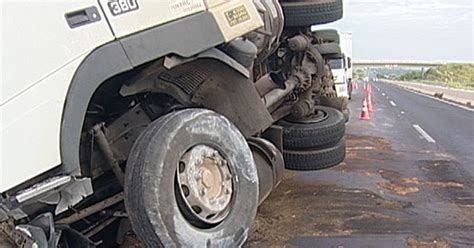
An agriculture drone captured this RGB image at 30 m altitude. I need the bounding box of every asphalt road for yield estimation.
[385,80,474,107]
[4,79,472,247]
[375,80,474,176]
[247,81,474,247]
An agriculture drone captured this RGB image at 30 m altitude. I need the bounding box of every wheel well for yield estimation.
[60,41,132,176]
[59,10,227,176]
[76,60,184,179]
[65,56,213,179]
[62,55,273,179]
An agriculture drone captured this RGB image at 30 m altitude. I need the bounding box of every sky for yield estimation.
[315,0,474,62]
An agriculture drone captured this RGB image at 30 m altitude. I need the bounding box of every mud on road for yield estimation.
[246,134,474,247]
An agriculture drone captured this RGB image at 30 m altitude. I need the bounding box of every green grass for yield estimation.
[354,68,366,80]
[398,63,474,90]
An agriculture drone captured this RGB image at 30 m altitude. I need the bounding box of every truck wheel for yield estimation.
[342,108,350,122]
[313,29,340,43]
[314,42,341,56]
[278,106,345,150]
[125,109,259,247]
[281,0,343,27]
[320,96,350,122]
[284,138,346,171]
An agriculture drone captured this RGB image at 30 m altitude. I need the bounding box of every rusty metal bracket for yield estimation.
[0,219,35,248]
[90,123,125,186]
[56,192,124,225]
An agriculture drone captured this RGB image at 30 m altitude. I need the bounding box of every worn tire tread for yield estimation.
[281,0,343,27]
[313,29,340,43]
[284,138,346,170]
[278,106,345,150]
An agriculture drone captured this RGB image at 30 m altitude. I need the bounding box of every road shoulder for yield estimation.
[383,80,474,110]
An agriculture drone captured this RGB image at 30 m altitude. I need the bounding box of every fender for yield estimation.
[172,59,274,137]
[164,48,251,78]
[60,12,233,174]
[121,58,274,138]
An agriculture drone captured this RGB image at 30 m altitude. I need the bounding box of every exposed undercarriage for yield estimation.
[1,0,350,246]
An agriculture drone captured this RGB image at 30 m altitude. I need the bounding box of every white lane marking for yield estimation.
[382,93,385,96]
[384,81,474,112]
[390,100,396,106]
[400,111,405,114]
[413,124,436,143]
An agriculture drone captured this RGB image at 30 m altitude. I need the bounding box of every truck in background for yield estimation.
[328,31,353,99]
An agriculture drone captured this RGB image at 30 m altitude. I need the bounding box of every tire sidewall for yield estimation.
[280,106,343,130]
[278,106,345,149]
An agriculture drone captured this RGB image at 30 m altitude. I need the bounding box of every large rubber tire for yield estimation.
[313,29,340,43]
[277,106,345,150]
[284,138,346,171]
[125,109,259,247]
[281,0,343,27]
[320,96,350,122]
[320,95,348,111]
[325,53,344,59]
[314,42,341,56]
[342,108,350,123]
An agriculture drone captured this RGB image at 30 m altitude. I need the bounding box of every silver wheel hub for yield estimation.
[177,145,233,224]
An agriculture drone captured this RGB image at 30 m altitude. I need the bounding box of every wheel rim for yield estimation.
[287,108,328,124]
[176,145,233,225]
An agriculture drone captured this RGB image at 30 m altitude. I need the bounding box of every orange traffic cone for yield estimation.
[354,82,358,89]
[367,94,373,112]
[360,98,370,120]
[367,84,372,94]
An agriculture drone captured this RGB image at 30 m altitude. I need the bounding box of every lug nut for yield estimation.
[195,174,202,181]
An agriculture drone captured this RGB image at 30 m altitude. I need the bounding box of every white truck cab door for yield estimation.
[1,1,114,191]
[98,0,206,38]
[1,1,114,105]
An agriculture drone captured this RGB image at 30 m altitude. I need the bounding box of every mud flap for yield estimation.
[154,59,274,137]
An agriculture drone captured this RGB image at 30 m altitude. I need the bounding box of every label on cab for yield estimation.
[108,0,139,16]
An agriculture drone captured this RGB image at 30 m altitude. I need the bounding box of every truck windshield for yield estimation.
[329,59,344,69]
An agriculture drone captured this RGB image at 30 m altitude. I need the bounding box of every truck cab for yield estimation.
[329,56,349,98]
[328,31,353,98]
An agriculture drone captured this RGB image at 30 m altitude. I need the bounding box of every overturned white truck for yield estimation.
[1,0,346,246]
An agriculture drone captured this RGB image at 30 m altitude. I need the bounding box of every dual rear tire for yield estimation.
[278,106,346,170]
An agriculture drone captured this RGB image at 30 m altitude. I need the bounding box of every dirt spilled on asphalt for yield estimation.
[246,134,474,247]
[407,236,451,248]
[343,134,393,163]
[375,168,465,196]
[246,178,410,247]
[376,181,420,195]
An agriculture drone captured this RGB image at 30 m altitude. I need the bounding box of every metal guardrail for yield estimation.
[353,60,471,67]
